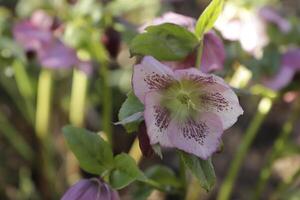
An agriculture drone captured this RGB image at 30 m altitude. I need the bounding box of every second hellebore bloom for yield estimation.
[61,178,120,200]
[133,56,243,159]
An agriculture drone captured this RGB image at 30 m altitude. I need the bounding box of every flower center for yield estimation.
[161,80,200,121]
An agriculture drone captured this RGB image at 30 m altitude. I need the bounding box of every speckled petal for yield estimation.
[167,112,223,159]
[174,68,243,129]
[144,92,173,147]
[198,88,244,130]
[132,56,175,103]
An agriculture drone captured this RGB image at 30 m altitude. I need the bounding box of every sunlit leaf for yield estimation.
[195,0,224,39]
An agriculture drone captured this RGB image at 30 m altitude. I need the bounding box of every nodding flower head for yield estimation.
[133,56,243,159]
[61,178,120,200]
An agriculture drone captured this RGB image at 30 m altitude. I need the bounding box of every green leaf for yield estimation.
[110,153,146,189]
[195,0,224,39]
[130,23,199,61]
[145,165,182,189]
[63,125,114,175]
[118,91,144,133]
[179,151,216,192]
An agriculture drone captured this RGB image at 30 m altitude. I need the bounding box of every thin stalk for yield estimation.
[67,69,89,184]
[35,69,52,139]
[0,111,33,161]
[253,99,300,199]
[12,60,35,124]
[195,40,204,69]
[217,97,274,200]
[183,38,206,200]
[100,62,112,144]
[35,68,55,199]
[89,34,112,144]
[69,69,88,127]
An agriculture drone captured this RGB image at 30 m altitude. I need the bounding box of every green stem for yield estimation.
[0,111,33,161]
[253,99,300,199]
[89,32,112,144]
[69,69,88,127]
[12,60,35,124]
[100,61,112,144]
[217,97,274,200]
[35,68,56,199]
[184,39,205,200]
[195,40,204,69]
[35,69,52,139]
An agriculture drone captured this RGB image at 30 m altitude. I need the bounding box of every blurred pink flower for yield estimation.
[140,12,225,73]
[13,10,92,73]
[62,178,120,200]
[133,56,243,159]
[215,5,291,55]
[216,7,268,54]
[263,49,300,90]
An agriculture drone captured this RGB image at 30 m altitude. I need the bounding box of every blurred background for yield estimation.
[0,0,300,199]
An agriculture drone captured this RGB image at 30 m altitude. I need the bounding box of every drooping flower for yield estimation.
[61,178,120,200]
[13,10,92,73]
[263,49,300,90]
[133,56,243,159]
[140,12,225,73]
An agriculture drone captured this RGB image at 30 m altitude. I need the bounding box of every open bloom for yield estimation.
[140,12,225,73]
[133,56,243,159]
[61,178,120,200]
[263,49,300,90]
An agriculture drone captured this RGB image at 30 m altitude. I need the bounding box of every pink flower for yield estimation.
[133,56,243,159]
[61,178,120,200]
[263,49,300,90]
[140,12,225,73]
[13,10,92,73]
[215,4,291,55]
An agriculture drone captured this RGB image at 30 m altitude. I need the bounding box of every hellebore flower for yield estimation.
[13,10,92,72]
[215,3,268,55]
[215,3,290,56]
[263,49,300,90]
[61,178,120,200]
[133,56,243,159]
[140,12,225,73]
